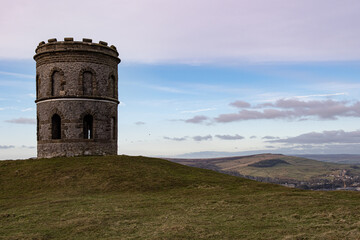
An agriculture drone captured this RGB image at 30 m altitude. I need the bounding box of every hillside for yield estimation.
[168,154,360,189]
[1,155,360,239]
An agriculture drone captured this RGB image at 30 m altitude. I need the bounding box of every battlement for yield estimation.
[34,37,119,60]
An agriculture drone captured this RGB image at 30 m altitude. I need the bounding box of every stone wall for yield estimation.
[36,61,118,99]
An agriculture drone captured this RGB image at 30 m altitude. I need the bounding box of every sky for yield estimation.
[1,0,360,159]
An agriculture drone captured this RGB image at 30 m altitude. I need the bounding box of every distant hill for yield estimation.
[248,158,289,168]
[1,155,360,239]
[295,154,360,164]
[167,153,360,189]
[171,151,360,164]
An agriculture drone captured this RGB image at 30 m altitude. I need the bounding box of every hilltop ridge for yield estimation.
[1,155,360,239]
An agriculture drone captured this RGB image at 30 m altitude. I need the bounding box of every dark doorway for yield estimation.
[83,115,93,139]
[37,116,39,141]
[110,75,116,98]
[51,114,61,139]
[111,117,116,140]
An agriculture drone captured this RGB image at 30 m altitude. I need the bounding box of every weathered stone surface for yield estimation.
[99,41,108,46]
[34,38,120,158]
[83,38,93,43]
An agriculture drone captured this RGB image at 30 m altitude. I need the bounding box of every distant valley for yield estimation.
[167,154,360,190]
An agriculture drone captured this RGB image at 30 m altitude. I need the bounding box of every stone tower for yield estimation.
[34,37,121,158]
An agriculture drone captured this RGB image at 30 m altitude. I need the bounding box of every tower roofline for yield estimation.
[34,37,120,63]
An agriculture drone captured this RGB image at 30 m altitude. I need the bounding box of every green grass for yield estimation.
[1,155,360,239]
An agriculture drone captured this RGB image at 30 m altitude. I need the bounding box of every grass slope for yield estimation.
[1,155,360,239]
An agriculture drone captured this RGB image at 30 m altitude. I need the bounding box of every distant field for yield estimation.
[1,155,360,239]
[169,153,360,181]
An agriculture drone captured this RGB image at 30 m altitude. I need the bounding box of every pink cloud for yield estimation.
[215,99,360,123]
[185,115,209,124]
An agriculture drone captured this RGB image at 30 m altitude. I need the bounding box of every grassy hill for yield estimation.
[169,153,360,181]
[1,155,360,239]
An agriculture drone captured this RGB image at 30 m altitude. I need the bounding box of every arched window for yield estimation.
[83,114,93,139]
[37,116,39,141]
[111,117,116,140]
[51,114,61,139]
[83,71,93,95]
[109,75,116,98]
[36,74,40,99]
[51,71,63,96]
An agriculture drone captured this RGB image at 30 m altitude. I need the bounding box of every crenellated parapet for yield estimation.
[34,38,120,67]
[35,37,119,55]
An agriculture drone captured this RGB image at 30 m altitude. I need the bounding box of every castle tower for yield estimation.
[34,38,121,158]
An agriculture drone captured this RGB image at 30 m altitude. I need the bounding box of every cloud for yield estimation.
[181,108,216,114]
[21,145,36,149]
[146,84,192,94]
[229,101,251,108]
[163,136,188,141]
[21,108,34,112]
[127,81,194,95]
[1,1,360,63]
[250,136,257,139]
[193,135,212,141]
[268,130,360,144]
[5,118,36,124]
[135,121,146,125]
[0,145,15,149]
[165,134,245,141]
[294,93,347,99]
[254,102,275,108]
[215,109,293,122]
[185,115,209,124]
[215,99,360,123]
[215,134,244,140]
[0,71,33,79]
[262,136,279,140]
[265,143,360,155]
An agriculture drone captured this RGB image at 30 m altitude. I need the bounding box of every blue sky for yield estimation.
[1,0,360,159]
